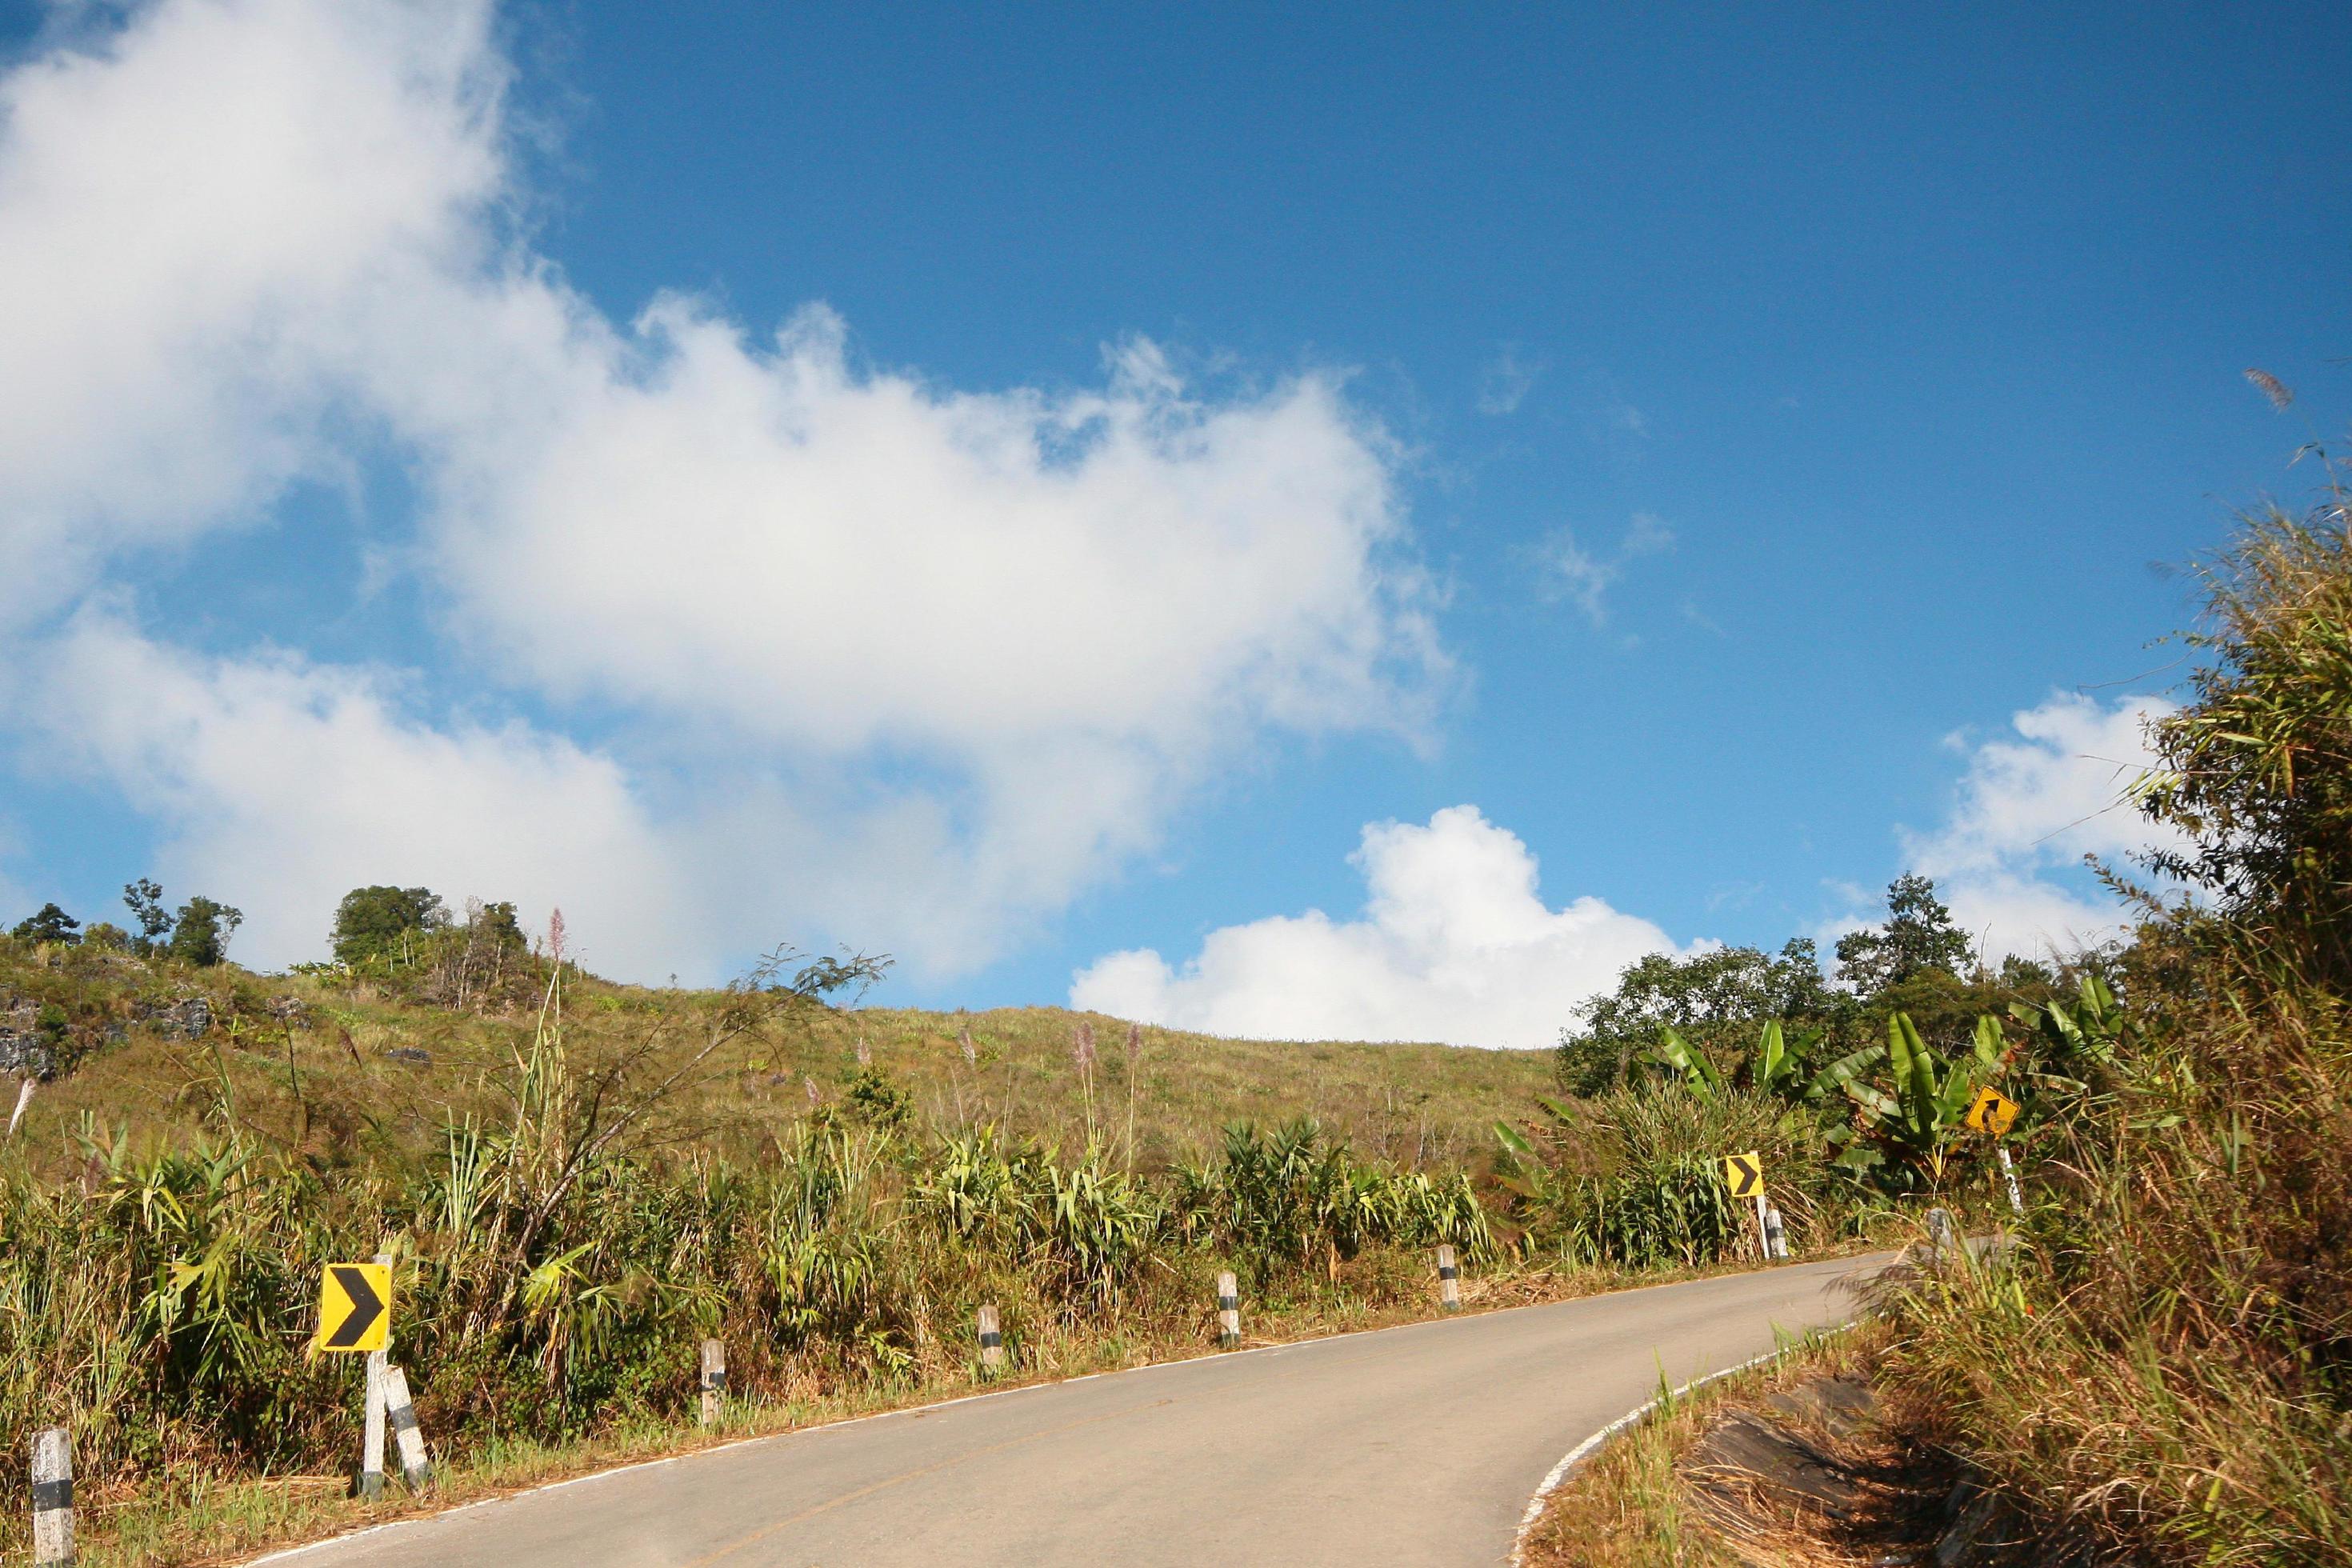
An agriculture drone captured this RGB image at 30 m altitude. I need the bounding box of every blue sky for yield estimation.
[0,1,2342,1043]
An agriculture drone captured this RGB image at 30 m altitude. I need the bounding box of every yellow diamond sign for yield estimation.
[315,1262,390,1354]
[1965,1086,2019,1138]
[1721,1151,1765,1199]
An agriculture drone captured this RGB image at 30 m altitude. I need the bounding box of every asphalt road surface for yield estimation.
[262,1253,1889,1568]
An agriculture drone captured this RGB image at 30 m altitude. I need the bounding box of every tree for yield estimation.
[2139,507,2352,990]
[122,878,174,955]
[9,902,81,945]
[330,886,449,967]
[473,900,526,950]
[1833,874,1974,996]
[165,897,243,967]
[1558,939,1846,1095]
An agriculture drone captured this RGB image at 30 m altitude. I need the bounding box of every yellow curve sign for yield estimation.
[1722,1151,1765,1199]
[1965,1086,2019,1138]
[315,1262,391,1354]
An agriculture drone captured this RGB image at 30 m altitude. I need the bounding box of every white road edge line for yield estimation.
[1506,1319,1859,1567]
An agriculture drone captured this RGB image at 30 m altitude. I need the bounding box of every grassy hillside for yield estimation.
[1,952,1550,1179]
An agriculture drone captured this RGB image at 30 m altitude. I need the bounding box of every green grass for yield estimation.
[1,950,1552,1181]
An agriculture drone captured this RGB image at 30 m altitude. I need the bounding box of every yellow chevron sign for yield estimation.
[1965,1086,2019,1137]
[1721,1151,1765,1199]
[315,1262,391,1354]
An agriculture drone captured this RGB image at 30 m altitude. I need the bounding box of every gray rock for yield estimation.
[386,1046,431,1065]
[267,994,312,1026]
[146,995,214,1041]
[0,998,55,1080]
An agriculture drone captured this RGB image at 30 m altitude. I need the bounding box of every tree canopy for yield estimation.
[331,885,450,966]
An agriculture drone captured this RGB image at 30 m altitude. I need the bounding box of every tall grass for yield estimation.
[1886,504,2352,1565]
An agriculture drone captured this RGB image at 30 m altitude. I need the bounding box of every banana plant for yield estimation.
[1650,1020,1885,1120]
[1839,1012,2002,1186]
[1648,1026,1724,1101]
[2010,974,2126,1076]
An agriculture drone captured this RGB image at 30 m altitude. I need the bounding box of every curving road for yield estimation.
[255,1254,1887,1568]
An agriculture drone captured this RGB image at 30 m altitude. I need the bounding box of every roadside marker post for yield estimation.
[31,1426,72,1567]
[382,1365,432,1490]
[1721,1152,1770,1262]
[1762,1204,1788,1261]
[1436,1245,1461,1312]
[1217,1271,1242,1348]
[1925,1206,1958,1273]
[699,1338,726,1428]
[977,1305,1005,1374]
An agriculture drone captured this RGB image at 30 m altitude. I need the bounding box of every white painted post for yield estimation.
[382,1365,431,1490]
[1925,1206,1958,1273]
[31,1426,72,1567]
[1216,1271,1241,1348]
[699,1338,726,1427]
[977,1305,1005,1374]
[1763,1204,1789,1260]
[1995,1142,2024,1216]
[360,1249,391,1500]
[1435,1245,1462,1311]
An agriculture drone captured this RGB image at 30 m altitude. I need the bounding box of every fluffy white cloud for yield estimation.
[1070,806,1688,1048]
[0,0,1440,974]
[1898,692,2187,961]
[0,0,504,625]
[18,610,692,975]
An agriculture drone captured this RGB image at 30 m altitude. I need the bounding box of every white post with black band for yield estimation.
[383,1366,432,1490]
[977,1304,1005,1374]
[1436,1244,1462,1311]
[1217,1271,1241,1348]
[700,1338,726,1427]
[31,1426,73,1567]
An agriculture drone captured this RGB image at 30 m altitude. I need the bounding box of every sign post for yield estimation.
[1965,1087,2024,1216]
[314,1257,394,1498]
[1721,1152,1769,1262]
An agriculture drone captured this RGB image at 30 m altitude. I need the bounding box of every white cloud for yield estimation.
[1475,344,1542,416]
[1864,692,2189,962]
[1537,512,1674,626]
[1070,806,1690,1048]
[0,0,1443,976]
[16,609,694,976]
[0,0,505,626]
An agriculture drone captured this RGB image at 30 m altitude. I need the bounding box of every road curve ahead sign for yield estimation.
[1721,1151,1765,1199]
[316,1262,391,1353]
[1965,1086,2019,1137]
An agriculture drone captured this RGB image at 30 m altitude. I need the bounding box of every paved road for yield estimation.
[262,1254,1888,1568]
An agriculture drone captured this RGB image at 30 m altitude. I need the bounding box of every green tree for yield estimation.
[1833,874,1974,996]
[472,900,526,950]
[165,897,243,967]
[122,878,174,955]
[10,902,81,945]
[330,886,449,967]
[1558,939,1844,1095]
[2139,507,2352,990]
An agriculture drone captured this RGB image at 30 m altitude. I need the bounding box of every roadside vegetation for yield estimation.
[1525,482,2350,1563]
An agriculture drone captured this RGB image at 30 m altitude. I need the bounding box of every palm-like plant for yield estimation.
[1837,1014,2003,1186]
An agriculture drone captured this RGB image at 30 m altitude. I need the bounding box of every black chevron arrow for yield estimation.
[1726,1154,1760,1196]
[323,1264,386,1349]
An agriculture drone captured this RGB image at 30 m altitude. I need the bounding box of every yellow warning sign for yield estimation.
[1722,1151,1765,1199]
[314,1262,391,1354]
[1965,1086,2019,1138]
